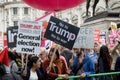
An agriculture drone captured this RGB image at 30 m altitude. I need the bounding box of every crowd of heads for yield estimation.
[0,42,119,80]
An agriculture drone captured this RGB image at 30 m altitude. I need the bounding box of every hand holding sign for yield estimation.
[44,16,79,75]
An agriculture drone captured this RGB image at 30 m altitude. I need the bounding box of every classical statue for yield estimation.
[86,0,109,17]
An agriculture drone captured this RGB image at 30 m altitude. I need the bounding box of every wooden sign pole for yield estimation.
[47,45,58,73]
[25,54,28,70]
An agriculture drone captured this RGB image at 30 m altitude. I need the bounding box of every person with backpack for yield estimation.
[8,51,23,80]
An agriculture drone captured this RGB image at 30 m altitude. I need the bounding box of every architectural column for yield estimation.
[8,8,12,26]
[19,7,22,20]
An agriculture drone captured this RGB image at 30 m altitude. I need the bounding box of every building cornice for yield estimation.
[3,1,23,5]
[81,17,120,27]
[0,3,4,7]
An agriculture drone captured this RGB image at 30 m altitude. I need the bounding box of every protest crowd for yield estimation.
[0,12,120,80]
[0,41,120,80]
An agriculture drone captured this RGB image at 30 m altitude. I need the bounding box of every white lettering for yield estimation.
[8,30,17,42]
[49,21,76,41]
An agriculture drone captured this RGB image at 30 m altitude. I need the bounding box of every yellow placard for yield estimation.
[110,22,117,30]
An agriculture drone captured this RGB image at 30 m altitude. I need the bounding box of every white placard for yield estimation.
[16,21,41,54]
[74,27,94,48]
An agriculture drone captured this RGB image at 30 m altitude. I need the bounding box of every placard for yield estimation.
[44,16,79,50]
[74,27,94,48]
[16,21,41,54]
[7,26,18,48]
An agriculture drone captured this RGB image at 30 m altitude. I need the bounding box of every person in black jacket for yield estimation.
[115,56,120,80]
[98,45,112,80]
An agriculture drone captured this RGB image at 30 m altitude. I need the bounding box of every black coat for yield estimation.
[22,67,44,80]
[115,56,120,80]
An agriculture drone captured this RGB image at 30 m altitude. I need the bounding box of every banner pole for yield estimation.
[25,54,28,70]
[47,45,58,73]
[21,53,24,69]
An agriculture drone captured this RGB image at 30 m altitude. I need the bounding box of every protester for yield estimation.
[0,63,6,79]
[43,47,68,80]
[115,56,120,80]
[93,42,100,56]
[0,48,17,80]
[60,48,74,68]
[39,48,48,75]
[98,45,113,80]
[58,45,69,70]
[39,48,48,63]
[72,48,82,75]
[85,48,98,73]
[60,47,74,76]
[22,56,44,80]
[8,51,18,73]
[85,48,98,63]
[73,49,96,80]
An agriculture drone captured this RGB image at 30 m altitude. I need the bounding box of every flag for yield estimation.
[0,48,9,66]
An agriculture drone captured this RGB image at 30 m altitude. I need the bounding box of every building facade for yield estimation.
[0,0,120,32]
[0,0,119,68]
[0,0,46,32]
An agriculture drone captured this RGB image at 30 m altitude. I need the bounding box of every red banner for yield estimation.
[94,30,100,43]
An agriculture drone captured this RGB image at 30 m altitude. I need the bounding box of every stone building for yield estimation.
[0,0,120,32]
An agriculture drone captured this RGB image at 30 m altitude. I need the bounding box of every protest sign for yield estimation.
[44,16,79,50]
[74,27,94,48]
[94,29,100,43]
[16,21,41,54]
[7,26,18,48]
[100,31,106,45]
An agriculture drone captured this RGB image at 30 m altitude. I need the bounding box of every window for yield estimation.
[13,21,18,26]
[24,7,29,14]
[13,7,18,15]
